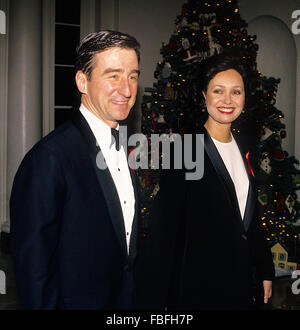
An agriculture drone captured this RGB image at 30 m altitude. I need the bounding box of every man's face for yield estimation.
[76,47,139,128]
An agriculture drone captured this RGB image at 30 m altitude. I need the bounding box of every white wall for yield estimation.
[239,0,300,161]
[248,15,296,155]
[101,0,184,133]
[0,0,8,234]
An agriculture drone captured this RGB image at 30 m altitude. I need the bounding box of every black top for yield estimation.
[135,127,274,310]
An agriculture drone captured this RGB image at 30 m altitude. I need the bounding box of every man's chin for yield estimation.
[114,111,131,122]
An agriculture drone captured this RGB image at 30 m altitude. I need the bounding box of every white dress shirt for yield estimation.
[212,135,249,219]
[79,104,135,253]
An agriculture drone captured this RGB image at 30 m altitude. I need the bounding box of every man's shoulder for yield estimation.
[35,120,81,152]
[23,120,81,164]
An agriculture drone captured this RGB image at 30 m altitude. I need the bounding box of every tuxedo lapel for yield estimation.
[72,111,128,258]
[203,129,245,236]
[128,167,139,262]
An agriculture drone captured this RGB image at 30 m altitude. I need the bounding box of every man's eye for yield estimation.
[109,74,119,79]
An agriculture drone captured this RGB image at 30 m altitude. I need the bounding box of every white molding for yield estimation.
[42,0,55,136]
[100,0,119,31]
[0,0,9,233]
[80,0,101,39]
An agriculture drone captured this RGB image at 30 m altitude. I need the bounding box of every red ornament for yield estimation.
[280,130,286,139]
[274,147,285,161]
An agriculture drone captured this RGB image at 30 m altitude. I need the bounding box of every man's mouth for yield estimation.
[113,100,128,105]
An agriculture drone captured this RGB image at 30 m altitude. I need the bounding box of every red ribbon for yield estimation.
[245,151,255,177]
[129,148,136,176]
[145,172,150,186]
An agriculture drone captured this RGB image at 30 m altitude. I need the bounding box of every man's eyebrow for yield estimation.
[103,68,140,75]
[131,69,140,76]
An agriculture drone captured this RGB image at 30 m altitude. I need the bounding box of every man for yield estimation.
[10,30,140,310]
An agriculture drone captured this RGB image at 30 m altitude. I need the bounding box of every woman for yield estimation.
[135,51,275,310]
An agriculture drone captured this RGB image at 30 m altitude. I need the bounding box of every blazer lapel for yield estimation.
[203,129,246,236]
[232,131,256,232]
[72,111,128,258]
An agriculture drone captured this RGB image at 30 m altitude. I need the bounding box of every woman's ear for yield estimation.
[75,71,88,94]
[202,91,206,101]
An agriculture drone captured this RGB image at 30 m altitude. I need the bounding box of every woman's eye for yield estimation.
[213,90,222,94]
[233,90,241,95]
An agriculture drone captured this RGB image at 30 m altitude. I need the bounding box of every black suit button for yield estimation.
[241,234,247,240]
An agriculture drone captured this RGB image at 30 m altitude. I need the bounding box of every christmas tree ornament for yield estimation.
[260,126,273,141]
[280,130,286,139]
[285,195,295,214]
[154,70,160,79]
[258,192,268,206]
[260,156,272,174]
[292,174,300,188]
[160,62,172,83]
[274,147,285,161]
[152,183,160,197]
[183,48,198,62]
[164,82,175,100]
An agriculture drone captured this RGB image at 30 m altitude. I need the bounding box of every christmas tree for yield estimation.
[137,0,300,263]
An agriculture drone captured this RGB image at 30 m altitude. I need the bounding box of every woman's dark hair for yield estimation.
[75,30,140,80]
[199,49,251,106]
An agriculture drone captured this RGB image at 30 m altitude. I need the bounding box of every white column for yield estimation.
[5,0,43,233]
[0,0,9,235]
[100,0,119,31]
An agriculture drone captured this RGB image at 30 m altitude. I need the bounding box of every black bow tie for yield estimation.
[110,128,120,151]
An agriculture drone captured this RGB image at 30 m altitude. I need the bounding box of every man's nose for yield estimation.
[118,78,131,98]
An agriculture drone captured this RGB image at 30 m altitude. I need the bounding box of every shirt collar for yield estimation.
[79,103,119,149]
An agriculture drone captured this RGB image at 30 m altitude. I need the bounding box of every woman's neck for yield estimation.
[204,118,232,143]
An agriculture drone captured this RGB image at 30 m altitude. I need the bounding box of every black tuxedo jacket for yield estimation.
[135,127,274,310]
[10,111,139,310]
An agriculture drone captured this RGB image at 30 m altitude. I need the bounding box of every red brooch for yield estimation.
[245,151,255,177]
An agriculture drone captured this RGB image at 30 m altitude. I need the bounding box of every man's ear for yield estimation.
[75,71,88,94]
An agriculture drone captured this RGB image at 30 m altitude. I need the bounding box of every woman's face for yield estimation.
[203,69,245,126]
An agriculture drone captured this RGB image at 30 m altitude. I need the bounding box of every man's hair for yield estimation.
[75,30,140,80]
